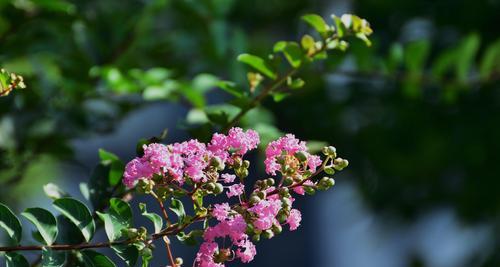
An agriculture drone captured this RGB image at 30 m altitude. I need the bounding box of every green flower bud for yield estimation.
[272,224,283,234]
[236,168,249,178]
[304,186,316,195]
[210,156,225,170]
[279,187,289,195]
[266,178,275,186]
[175,257,184,265]
[283,177,293,186]
[262,229,274,239]
[324,166,335,175]
[233,157,242,168]
[249,195,261,204]
[213,183,224,195]
[334,158,349,170]
[322,146,337,157]
[277,212,288,223]
[294,151,308,162]
[252,234,261,242]
[243,160,250,169]
[256,191,266,199]
[206,182,216,191]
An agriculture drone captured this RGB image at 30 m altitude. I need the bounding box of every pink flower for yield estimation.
[221,173,236,183]
[293,180,315,195]
[264,134,307,175]
[287,209,302,231]
[236,239,257,263]
[248,199,282,231]
[142,143,169,170]
[208,127,260,162]
[226,183,244,198]
[195,241,223,267]
[123,158,155,188]
[212,203,231,222]
[307,154,322,172]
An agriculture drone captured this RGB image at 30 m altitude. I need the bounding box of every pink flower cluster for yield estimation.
[122,128,334,267]
[264,134,322,175]
[196,214,256,266]
[123,128,259,188]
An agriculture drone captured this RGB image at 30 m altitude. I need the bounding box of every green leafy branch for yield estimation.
[0,68,26,97]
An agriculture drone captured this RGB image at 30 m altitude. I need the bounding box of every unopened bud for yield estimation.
[324,166,335,175]
[272,224,282,234]
[283,177,293,186]
[266,178,275,186]
[294,151,308,162]
[243,160,250,169]
[213,183,224,195]
[262,229,274,239]
[249,195,261,204]
[175,257,183,265]
[322,146,337,157]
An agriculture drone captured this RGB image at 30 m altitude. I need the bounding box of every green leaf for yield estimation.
[480,39,500,80]
[301,35,316,53]
[404,40,431,72]
[98,149,124,186]
[42,247,66,267]
[43,183,69,200]
[96,198,132,241]
[98,149,119,163]
[21,208,58,245]
[237,54,277,79]
[217,80,244,97]
[112,244,139,267]
[287,77,305,89]
[53,198,95,242]
[81,250,116,267]
[301,14,329,35]
[455,33,480,83]
[176,229,204,246]
[140,248,153,267]
[139,203,163,233]
[5,252,29,267]
[0,203,22,244]
[169,198,186,223]
[273,41,303,68]
[332,15,346,38]
[56,215,86,245]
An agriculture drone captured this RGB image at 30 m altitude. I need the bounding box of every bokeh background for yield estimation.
[1,0,499,266]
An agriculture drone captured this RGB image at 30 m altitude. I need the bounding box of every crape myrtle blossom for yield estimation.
[123,128,346,267]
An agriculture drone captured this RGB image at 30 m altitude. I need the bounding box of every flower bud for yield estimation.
[243,160,250,169]
[324,166,335,175]
[210,156,225,170]
[252,234,261,242]
[272,224,283,234]
[123,228,138,239]
[334,158,349,170]
[206,182,216,191]
[304,186,316,195]
[294,151,308,162]
[277,212,288,223]
[213,183,224,195]
[175,257,184,265]
[262,229,274,239]
[283,177,293,186]
[279,187,289,196]
[249,195,261,205]
[233,157,242,168]
[266,178,275,186]
[256,190,266,199]
[322,146,337,157]
[236,168,249,178]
